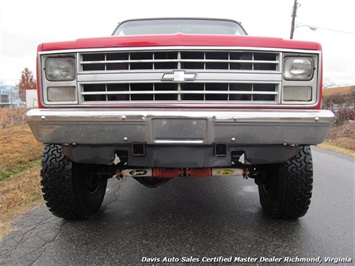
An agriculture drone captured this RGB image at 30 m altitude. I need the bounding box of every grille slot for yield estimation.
[81,83,278,102]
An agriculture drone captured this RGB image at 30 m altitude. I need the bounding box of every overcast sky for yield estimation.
[0,0,354,87]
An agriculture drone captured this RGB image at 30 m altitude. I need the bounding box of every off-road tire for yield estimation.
[41,144,107,220]
[258,145,313,220]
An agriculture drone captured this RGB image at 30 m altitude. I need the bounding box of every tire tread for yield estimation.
[259,146,313,219]
[41,144,105,220]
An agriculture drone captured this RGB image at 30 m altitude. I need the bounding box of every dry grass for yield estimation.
[323,85,355,96]
[0,166,43,238]
[0,108,44,238]
[325,121,355,152]
[319,142,355,157]
[0,124,43,181]
[0,107,28,128]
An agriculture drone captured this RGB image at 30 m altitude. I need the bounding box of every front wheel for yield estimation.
[258,146,313,220]
[41,144,107,220]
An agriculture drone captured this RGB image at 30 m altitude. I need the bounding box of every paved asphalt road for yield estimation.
[0,147,354,265]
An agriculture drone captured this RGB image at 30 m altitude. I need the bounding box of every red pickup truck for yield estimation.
[27,18,334,220]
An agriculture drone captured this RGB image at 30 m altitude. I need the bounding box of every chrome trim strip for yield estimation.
[79,59,280,64]
[79,91,278,96]
[27,109,334,121]
[77,72,282,83]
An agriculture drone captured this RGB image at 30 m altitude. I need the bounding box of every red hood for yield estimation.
[38,34,321,51]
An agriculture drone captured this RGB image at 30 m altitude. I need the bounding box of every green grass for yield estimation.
[0,160,41,182]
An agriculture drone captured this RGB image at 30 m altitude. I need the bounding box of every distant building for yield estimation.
[0,85,23,107]
[26,90,39,108]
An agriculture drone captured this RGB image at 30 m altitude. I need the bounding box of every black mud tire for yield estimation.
[258,146,313,220]
[41,144,107,220]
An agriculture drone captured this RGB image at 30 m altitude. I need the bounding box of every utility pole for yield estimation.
[10,88,14,126]
[290,0,299,39]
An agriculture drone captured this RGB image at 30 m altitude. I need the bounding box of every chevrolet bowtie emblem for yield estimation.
[162,70,196,82]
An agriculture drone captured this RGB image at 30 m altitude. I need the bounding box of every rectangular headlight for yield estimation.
[283,86,312,102]
[47,87,76,102]
[45,57,76,81]
[283,57,314,80]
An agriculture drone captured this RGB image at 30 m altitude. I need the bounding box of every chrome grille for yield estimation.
[78,49,281,104]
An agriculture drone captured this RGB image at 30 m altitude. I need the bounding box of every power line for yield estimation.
[311,26,354,35]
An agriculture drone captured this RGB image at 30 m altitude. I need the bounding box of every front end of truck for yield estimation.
[27,19,334,220]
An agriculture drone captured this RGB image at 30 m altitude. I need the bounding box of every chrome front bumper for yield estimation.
[27,109,334,146]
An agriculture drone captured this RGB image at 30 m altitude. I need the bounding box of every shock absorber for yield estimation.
[152,168,184,179]
[186,168,212,178]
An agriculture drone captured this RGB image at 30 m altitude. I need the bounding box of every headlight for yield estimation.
[283,57,314,80]
[45,57,76,81]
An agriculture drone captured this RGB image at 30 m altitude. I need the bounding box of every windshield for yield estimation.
[113,18,247,36]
